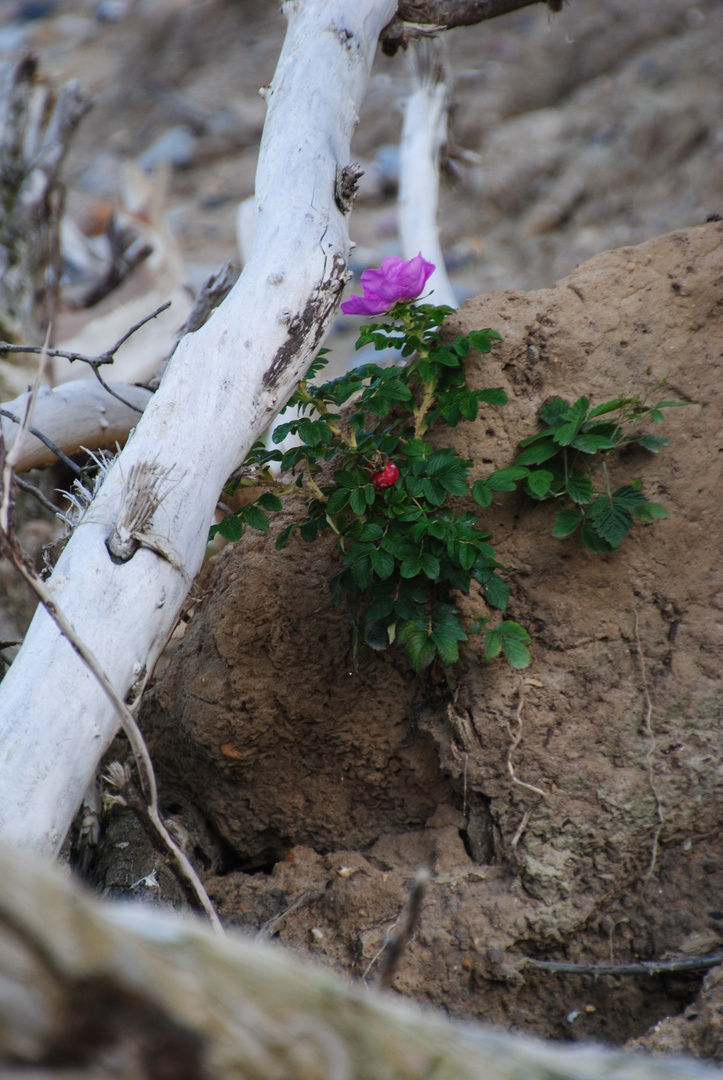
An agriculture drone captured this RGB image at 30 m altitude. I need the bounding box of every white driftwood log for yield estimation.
[0,0,397,854]
[0,839,719,1080]
[1,381,152,471]
[398,51,457,308]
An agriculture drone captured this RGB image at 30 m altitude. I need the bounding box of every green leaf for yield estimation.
[502,635,531,668]
[571,433,617,453]
[349,488,367,516]
[552,509,583,537]
[242,503,270,531]
[420,552,441,580]
[525,470,554,499]
[553,397,590,446]
[403,438,433,458]
[216,515,244,542]
[484,573,510,611]
[484,621,531,668]
[632,433,671,453]
[468,329,502,352]
[398,621,437,672]
[632,502,668,522]
[538,396,570,426]
[429,604,468,665]
[471,480,492,508]
[276,522,297,549]
[587,397,626,419]
[487,466,529,491]
[476,387,508,407]
[565,471,594,505]
[256,492,283,512]
[514,440,559,466]
[271,421,298,444]
[326,487,350,514]
[580,521,615,553]
[370,547,395,579]
[400,554,423,578]
[611,483,647,508]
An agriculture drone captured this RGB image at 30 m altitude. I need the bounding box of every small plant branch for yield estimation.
[506,679,547,801]
[13,475,60,518]
[0,300,171,373]
[0,407,83,477]
[524,954,723,977]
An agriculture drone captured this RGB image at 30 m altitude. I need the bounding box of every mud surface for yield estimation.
[141,222,723,1048]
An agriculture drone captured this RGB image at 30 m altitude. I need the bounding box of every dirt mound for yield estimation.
[140,221,723,1048]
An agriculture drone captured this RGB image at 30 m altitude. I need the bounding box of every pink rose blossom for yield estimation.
[341,253,435,316]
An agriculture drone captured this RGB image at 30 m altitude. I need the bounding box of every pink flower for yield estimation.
[341,253,435,316]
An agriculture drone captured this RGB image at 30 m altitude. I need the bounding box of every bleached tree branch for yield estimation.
[0,0,397,855]
[398,41,457,308]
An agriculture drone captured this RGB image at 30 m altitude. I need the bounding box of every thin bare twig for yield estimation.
[0,408,83,476]
[13,475,59,517]
[506,679,547,800]
[0,300,172,372]
[524,954,723,977]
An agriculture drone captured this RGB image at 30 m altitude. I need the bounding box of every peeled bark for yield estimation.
[0,0,397,854]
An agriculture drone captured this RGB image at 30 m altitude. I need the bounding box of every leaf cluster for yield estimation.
[472,391,682,551]
[213,304,515,673]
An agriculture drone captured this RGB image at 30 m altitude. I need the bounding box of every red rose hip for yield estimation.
[371,462,400,489]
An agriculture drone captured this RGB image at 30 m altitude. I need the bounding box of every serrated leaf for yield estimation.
[526,469,554,499]
[538,396,571,425]
[632,433,670,452]
[571,433,617,453]
[587,397,626,419]
[370,547,395,579]
[326,487,350,514]
[552,509,583,537]
[403,438,433,457]
[565,471,594,505]
[553,397,590,446]
[484,573,509,611]
[502,636,531,668]
[367,593,395,620]
[514,440,559,466]
[397,619,436,671]
[275,522,297,550]
[217,515,244,542]
[256,492,283,512]
[487,466,529,491]
[632,502,668,522]
[469,329,502,352]
[242,503,270,531]
[271,421,298,444]
[477,387,508,407]
[580,521,615,553]
[299,518,319,543]
[471,480,492,507]
[612,483,647,508]
[420,552,441,580]
[400,554,423,578]
[349,488,367,516]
